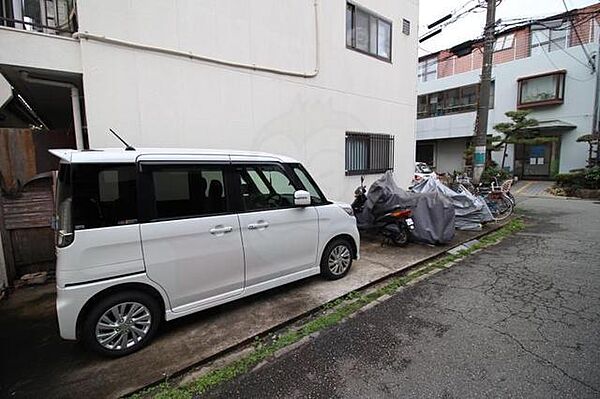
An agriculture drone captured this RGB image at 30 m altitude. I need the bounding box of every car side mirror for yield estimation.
[294,190,311,206]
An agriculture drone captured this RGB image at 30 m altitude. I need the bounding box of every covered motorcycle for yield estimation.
[411,177,494,230]
[356,171,455,245]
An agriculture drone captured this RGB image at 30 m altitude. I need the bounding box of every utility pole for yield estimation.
[472,0,497,183]
[592,37,600,166]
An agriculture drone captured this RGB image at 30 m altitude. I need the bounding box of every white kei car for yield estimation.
[51,148,360,356]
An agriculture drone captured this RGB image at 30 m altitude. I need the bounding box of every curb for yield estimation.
[126,220,511,397]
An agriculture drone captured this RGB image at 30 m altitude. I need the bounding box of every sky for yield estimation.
[418,0,600,55]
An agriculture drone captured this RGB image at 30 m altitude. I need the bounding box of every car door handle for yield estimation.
[209,225,233,235]
[248,221,269,230]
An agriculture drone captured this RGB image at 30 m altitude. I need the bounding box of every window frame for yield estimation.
[137,161,234,223]
[493,33,514,52]
[517,70,566,109]
[418,57,438,82]
[346,2,393,62]
[345,132,395,176]
[530,21,569,56]
[232,162,306,213]
[417,82,495,119]
[70,162,139,230]
[286,163,330,206]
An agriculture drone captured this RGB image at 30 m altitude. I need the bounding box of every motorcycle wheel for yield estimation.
[390,224,409,246]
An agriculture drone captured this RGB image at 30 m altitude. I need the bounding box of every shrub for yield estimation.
[584,166,600,189]
[481,166,511,184]
[556,171,585,188]
[556,167,600,189]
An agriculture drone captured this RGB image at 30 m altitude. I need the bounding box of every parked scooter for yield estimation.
[351,177,415,246]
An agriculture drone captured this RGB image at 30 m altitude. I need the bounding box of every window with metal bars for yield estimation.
[345,132,394,176]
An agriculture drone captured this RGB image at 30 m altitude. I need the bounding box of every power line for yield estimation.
[421,10,599,66]
[498,10,600,31]
[561,0,595,71]
[419,0,487,42]
[534,33,596,82]
[533,26,594,71]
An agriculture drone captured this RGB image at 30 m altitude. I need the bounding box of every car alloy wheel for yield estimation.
[95,302,152,351]
[328,244,352,276]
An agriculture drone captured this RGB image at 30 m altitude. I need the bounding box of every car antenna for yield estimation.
[109,128,135,151]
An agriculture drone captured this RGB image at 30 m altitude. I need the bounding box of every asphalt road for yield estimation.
[204,197,600,398]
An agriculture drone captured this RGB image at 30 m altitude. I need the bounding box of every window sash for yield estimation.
[531,22,569,54]
[494,33,514,52]
[418,58,437,82]
[346,2,392,61]
[517,72,565,107]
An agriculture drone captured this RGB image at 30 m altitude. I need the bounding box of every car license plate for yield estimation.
[406,218,415,229]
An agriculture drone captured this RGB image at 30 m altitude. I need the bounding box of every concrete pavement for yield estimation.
[204,197,600,398]
[0,224,498,398]
[513,180,555,197]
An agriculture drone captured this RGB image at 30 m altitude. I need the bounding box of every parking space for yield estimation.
[513,180,555,197]
[0,227,500,398]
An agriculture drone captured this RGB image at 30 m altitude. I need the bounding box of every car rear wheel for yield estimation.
[320,238,353,280]
[81,291,160,357]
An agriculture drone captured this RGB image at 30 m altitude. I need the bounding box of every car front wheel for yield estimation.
[81,290,160,357]
[320,238,353,280]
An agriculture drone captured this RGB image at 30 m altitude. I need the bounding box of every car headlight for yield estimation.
[338,203,354,216]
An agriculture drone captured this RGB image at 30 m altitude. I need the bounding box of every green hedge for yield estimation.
[556,167,600,189]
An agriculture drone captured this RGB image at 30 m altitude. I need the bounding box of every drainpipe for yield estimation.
[20,72,85,150]
[72,0,320,79]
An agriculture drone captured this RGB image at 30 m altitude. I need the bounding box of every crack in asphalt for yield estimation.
[204,199,600,399]
[442,307,599,395]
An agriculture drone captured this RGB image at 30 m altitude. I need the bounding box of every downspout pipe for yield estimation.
[20,72,85,150]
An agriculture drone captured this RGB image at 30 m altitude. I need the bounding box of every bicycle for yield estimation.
[451,173,514,222]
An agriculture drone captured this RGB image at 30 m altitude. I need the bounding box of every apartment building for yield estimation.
[0,0,418,285]
[416,4,600,179]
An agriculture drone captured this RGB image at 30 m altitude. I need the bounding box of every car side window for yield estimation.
[291,164,327,205]
[71,163,138,229]
[146,164,227,220]
[236,164,299,211]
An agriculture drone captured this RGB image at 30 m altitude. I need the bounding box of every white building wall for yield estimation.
[417,38,597,174]
[435,137,468,174]
[0,26,82,73]
[73,0,419,200]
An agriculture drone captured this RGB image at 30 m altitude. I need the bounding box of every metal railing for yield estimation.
[345,132,395,176]
[0,0,77,35]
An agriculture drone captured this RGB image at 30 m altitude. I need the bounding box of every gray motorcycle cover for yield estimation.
[356,171,455,245]
[411,177,494,230]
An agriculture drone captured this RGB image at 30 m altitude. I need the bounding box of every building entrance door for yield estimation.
[523,143,551,177]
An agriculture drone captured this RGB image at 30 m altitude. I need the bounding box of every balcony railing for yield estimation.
[0,0,77,35]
